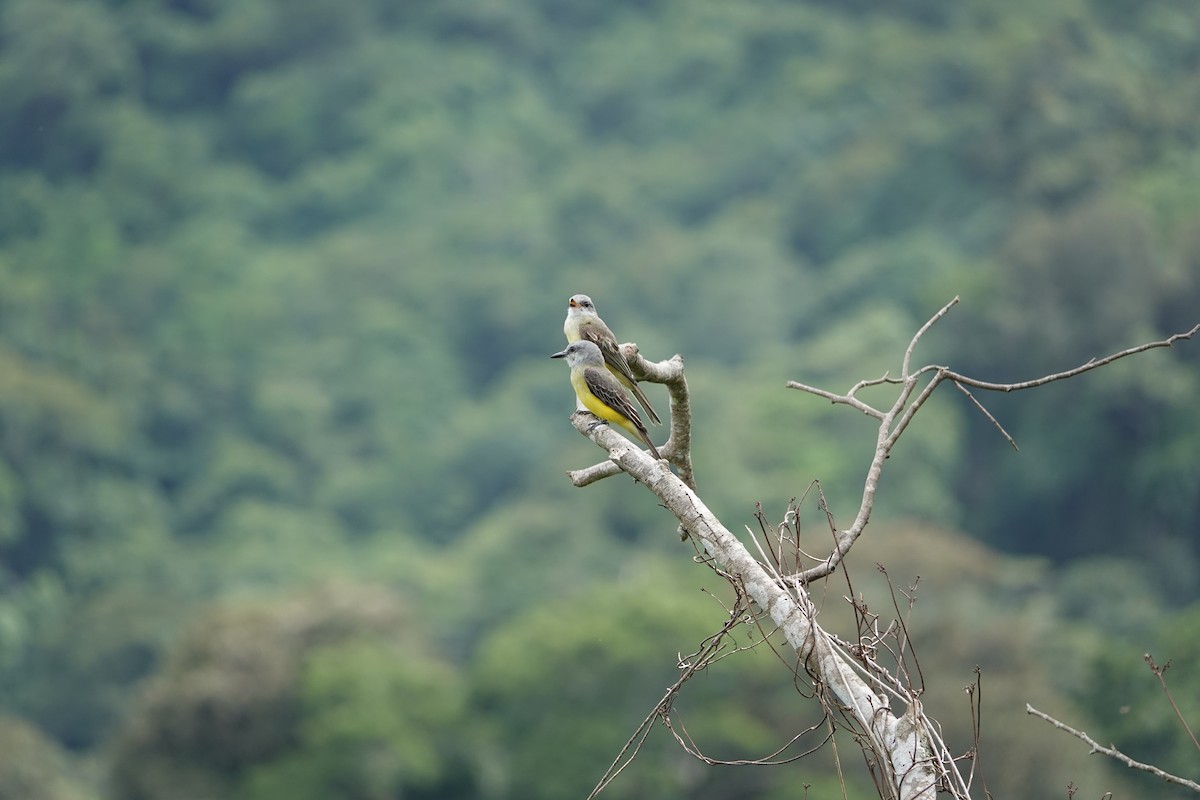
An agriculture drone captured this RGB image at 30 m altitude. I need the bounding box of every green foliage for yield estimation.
[1078,605,1200,794]
[238,639,469,800]
[472,561,876,799]
[108,584,470,800]
[0,716,94,800]
[0,0,1196,796]
[950,197,1200,558]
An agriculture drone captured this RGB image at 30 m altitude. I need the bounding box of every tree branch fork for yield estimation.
[558,299,1199,798]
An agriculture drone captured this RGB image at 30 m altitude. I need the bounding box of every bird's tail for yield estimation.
[628,381,662,425]
[639,431,663,461]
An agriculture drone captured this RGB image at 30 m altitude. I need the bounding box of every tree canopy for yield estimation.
[0,0,1197,797]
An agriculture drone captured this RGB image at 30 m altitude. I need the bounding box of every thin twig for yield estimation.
[789,318,1199,583]
[783,380,885,419]
[903,297,959,378]
[947,324,1200,393]
[1145,654,1200,754]
[1026,704,1200,792]
[666,712,832,766]
[951,381,1018,451]
[586,600,746,799]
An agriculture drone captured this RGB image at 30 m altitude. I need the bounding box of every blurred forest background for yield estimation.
[1,0,1198,797]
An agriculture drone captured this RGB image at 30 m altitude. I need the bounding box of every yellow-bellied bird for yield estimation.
[563,294,662,425]
[551,340,663,461]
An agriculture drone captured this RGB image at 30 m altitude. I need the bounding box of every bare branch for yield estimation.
[952,381,1018,451]
[963,668,989,797]
[1026,704,1200,792]
[945,323,1200,393]
[902,296,959,378]
[790,315,1199,582]
[563,458,623,487]
[882,368,946,450]
[784,379,886,419]
[791,302,967,582]
[1145,654,1200,754]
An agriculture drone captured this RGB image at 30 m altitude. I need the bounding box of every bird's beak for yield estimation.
[550,349,568,359]
[568,299,578,308]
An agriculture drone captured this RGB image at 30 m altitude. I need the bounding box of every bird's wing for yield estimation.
[583,368,643,430]
[583,368,661,459]
[580,324,637,382]
[579,321,661,424]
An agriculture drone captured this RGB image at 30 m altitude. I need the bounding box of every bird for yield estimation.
[563,294,662,425]
[551,340,663,460]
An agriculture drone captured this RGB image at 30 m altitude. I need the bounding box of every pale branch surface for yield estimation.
[564,413,954,799]
[1026,705,1200,792]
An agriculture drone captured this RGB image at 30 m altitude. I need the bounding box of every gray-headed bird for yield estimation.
[551,340,663,461]
[563,294,662,425]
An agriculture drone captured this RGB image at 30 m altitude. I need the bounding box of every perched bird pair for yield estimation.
[552,294,663,460]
